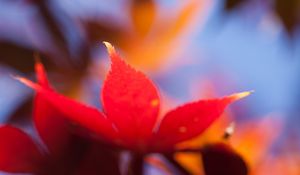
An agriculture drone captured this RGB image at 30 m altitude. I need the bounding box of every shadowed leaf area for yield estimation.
[275,0,300,34]
[202,143,248,175]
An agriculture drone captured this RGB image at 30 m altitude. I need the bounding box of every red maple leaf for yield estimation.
[15,42,251,154]
[0,62,120,174]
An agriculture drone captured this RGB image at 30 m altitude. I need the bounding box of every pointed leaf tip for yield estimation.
[13,76,41,91]
[16,76,118,141]
[103,41,116,56]
[34,60,49,87]
[153,91,252,150]
[228,91,253,102]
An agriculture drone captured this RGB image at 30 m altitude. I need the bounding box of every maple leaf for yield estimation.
[0,62,120,174]
[16,42,251,153]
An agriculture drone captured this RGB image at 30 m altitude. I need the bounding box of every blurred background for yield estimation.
[1,0,300,174]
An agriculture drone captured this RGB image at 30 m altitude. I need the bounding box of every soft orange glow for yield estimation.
[175,153,205,175]
[231,115,283,170]
[118,0,212,71]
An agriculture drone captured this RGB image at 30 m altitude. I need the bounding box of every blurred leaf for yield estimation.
[224,0,246,11]
[0,41,57,73]
[124,0,206,70]
[1,0,91,73]
[0,41,87,75]
[83,0,208,70]
[0,42,35,72]
[83,20,127,47]
[231,116,282,167]
[201,143,248,175]
[32,0,70,55]
[274,0,300,34]
[130,0,156,37]
[29,0,91,70]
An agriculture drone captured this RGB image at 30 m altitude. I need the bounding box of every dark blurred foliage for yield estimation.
[223,0,300,35]
[0,42,44,73]
[0,0,121,123]
[224,0,248,10]
[274,0,300,34]
[0,1,89,74]
[38,136,121,175]
[0,0,160,74]
[202,143,248,175]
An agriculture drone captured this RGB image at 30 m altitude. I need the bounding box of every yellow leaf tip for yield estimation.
[230,90,253,101]
[103,41,115,56]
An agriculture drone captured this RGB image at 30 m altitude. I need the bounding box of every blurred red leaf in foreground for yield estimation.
[16,42,250,154]
[0,61,120,174]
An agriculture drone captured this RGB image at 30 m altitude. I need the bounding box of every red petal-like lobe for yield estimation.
[0,126,42,173]
[102,42,160,150]
[33,62,74,157]
[16,77,118,143]
[35,61,50,87]
[154,92,251,151]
